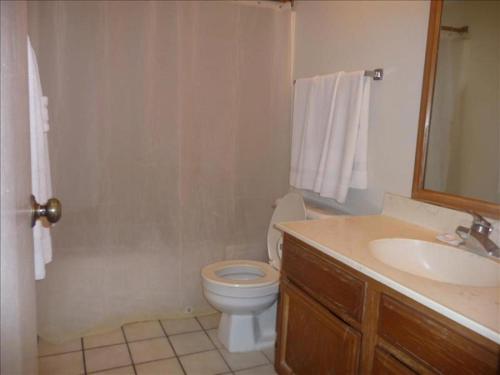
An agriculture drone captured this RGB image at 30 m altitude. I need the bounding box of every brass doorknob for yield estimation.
[31,195,62,227]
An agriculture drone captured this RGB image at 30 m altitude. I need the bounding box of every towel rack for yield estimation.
[364,68,384,80]
[293,68,384,83]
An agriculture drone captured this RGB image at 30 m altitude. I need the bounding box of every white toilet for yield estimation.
[201,193,306,352]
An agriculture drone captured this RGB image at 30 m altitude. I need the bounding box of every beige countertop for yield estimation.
[276,215,500,344]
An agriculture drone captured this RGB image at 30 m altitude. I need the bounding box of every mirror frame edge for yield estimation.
[411,0,500,219]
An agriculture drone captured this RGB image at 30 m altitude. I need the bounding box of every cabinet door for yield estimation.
[378,295,499,375]
[276,280,361,375]
[372,348,417,375]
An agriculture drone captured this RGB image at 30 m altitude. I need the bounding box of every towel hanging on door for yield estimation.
[290,71,371,203]
[28,37,53,280]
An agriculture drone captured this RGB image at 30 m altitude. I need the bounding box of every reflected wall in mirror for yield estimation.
[413,0,500,218]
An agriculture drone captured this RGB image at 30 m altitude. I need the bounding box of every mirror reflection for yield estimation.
[424,0,500,204]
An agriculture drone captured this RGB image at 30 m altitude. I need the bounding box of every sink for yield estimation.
[369,239,499,287]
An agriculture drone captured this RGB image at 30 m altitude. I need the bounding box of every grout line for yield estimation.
[121,326,138,375]
[195,316,233,373]
[86,364,134,375]
[234,363,276,373]
[261,348,274,364]
[164,328,204,338]
[130,354,177,367]
[81,338,88,375]
[176,347,223,358]
[38,348,84,358]
[82,341,127,351]
[158,320,187,375]
[125,335,168,344]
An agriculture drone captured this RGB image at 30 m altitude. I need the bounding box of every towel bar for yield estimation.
[293,68,384,83]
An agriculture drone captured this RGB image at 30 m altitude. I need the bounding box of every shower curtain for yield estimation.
[28,0,292,342]
[425,30,468,192]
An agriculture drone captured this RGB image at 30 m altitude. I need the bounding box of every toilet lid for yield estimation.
[267,192,306,269]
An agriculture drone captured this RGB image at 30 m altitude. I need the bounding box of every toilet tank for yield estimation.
[305,203,349,220]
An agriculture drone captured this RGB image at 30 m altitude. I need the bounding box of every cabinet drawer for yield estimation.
[282,234,366,323]
[372,348,416,375]
[378,294,499,374]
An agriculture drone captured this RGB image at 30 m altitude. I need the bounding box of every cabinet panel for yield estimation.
[378,294,499,375]
[276,280,361,375]
[372,348,417,375]
[282,234,365,323]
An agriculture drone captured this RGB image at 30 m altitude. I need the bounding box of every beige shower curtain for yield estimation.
[28,0,292,342]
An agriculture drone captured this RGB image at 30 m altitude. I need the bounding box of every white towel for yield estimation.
[290,71,371,203]
[28,37,53,280]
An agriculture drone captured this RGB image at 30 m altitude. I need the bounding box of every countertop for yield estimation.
[276,215,500,344]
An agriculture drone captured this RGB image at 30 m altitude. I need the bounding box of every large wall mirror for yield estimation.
[413,0,500,218]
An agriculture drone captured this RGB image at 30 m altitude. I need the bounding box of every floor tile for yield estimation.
[234,364,277,375]
[84,329,125,349]
[123,321,164,342]
[180,350,230,375]
[38,337,82,356]
[85,344,131,373]
[206,329,223,349]
[129,337,174,364]
[197,313,220,330]
[261,347,275,363]
[91,365,135,375]
[220,349,269,371]
[136,358,184,375]
[38,351,84,375]
[161,317,202,335]
[169,331,214,356]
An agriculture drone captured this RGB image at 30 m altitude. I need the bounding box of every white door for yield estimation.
[1,1,38,374]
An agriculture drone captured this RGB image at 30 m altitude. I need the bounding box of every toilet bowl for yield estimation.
[201,193,307,352]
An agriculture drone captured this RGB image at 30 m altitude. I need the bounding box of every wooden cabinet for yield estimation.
[282,236,366,324]
[378,295,498,374]
[276,234,500,375]
[276,280,361,375]
[372,348,416,375]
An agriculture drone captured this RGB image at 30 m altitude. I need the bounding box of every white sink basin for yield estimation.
[369,239,499,287]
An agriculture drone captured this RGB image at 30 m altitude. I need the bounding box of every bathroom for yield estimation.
[1,0,498,374]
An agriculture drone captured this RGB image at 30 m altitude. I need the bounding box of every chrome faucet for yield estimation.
[456,212,500,258]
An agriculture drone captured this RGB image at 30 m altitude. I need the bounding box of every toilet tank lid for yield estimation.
[267,192,306,269]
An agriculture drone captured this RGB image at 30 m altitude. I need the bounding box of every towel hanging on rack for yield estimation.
[293,68,383,84]
[290,70,371,203]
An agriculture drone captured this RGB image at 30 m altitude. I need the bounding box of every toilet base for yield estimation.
[217,301,277,352]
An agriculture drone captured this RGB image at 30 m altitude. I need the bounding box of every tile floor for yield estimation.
[38,313,276,375]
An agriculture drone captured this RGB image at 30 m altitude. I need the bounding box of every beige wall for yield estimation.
[292,0,430,214]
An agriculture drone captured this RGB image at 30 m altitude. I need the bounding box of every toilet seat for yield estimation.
[202,260,279,288]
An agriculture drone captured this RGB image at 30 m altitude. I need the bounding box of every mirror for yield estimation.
[413,0,500,218]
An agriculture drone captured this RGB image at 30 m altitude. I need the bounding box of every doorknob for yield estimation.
[31,195,62,227]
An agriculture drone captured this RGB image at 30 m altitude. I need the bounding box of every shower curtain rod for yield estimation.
[293,68,384,84]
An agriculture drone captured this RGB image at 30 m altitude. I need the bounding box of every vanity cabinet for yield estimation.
[276,234,499,375]
[277,280,361,374]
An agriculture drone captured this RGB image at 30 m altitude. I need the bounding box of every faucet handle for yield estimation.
[470,211,492,234]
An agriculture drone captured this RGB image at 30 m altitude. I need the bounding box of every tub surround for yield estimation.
[276,214,499,344]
